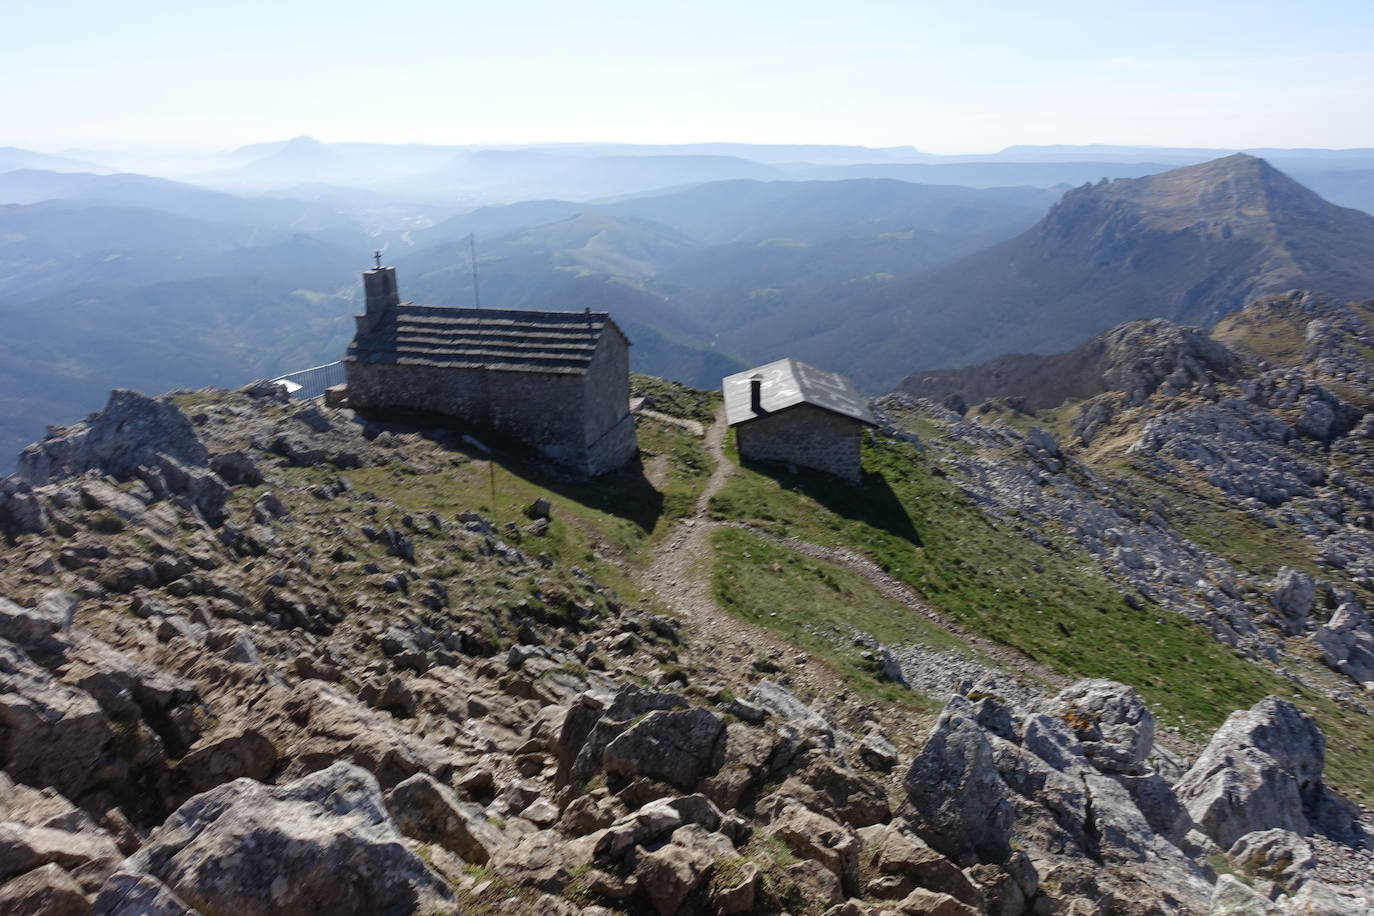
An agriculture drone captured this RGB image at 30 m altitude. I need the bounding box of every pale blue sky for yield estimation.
[6,0,1373,153]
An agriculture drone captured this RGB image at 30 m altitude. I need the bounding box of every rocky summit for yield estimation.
[0,344,1372,914]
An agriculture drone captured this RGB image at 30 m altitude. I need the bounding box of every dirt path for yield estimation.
[638,404,1064,703]
[639,405,808,674]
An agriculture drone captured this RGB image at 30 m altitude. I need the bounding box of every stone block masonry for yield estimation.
[343,265,636,476]
[736,404,865,483]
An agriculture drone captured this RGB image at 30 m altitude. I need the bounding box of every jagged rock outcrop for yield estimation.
[1174,697,1362,849]
[15,390,209,486]
[1313,602,1374,684]
[10,390,230,527]
[899,318,1240,417]
[100,762,452,916]
[901,695,1014,866]
[1,379,1371,914]
[383,773,507,865]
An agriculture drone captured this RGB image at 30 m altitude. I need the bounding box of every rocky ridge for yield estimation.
[0,380,1370,914]
[879,293,1374,696]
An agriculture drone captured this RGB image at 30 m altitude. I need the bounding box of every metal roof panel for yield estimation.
[722,358,877,427]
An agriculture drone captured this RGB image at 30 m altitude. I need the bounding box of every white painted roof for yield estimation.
[723,357,877,427]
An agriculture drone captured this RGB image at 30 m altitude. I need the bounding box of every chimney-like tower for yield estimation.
[749,374,764,414]
[357,261,400,335]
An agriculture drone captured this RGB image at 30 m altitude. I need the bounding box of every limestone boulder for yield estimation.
[1208,873,1283,915]
[0,772,103,835]
[207,450,262,487]
[708,860,760,914]
[902,695,1013,866]
[863,824,983,908]
[766,802,860,896]
[0,592,76,650]
[556,686,690,788]
[784,857,844,908]
[633,839,716,915]
[767,755,891,828]
[1115,771,1192,846]
[93,873,200,916]
[383,772,509,865]
[1043,678,1155,774]
[1175,696,1329,848]
[1313,602,1374,684]
[696,720,778,811]
[892,888,979,915]
[0,822,123,894]
[162,728,277,807]
[0,863,93,916]
[1270,567,1316,635]
[602,706,725,791]
[747,679,845,750]
[0,637,119,800]
[103,762,452,916]
[1227,828,1316,895]
[489,829,600,895]
[594,795,722,862]
[0,479,49,537]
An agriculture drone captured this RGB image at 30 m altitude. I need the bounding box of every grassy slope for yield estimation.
[210,376,1373,796]
[319,391,717,609]
[708,428,1374,796]
[711,526,958,710]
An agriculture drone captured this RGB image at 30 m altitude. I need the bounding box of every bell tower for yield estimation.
[358,251,399,335]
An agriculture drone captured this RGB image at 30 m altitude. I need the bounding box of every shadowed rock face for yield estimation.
[901,695,1014,866]
[896,318,1240,412]
[104,762,453,916]
[15,390,208,486]
[1174,696,1361,850]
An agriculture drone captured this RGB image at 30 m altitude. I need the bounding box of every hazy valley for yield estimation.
[4,135,1374,915]
[6,140,1374,466]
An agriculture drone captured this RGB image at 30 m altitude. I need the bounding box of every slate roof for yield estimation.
[723,358,877,427]
[347,304,628,375]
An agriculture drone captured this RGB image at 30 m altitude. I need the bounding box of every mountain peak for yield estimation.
[1076,153,1330,232]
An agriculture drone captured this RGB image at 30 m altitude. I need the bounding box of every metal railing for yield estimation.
[271,361,345,401]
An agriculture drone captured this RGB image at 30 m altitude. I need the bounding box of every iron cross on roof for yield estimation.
[373,250,383,269]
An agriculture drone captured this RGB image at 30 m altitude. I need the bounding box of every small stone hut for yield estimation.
[343,264,636,475]
[723,358,877,483]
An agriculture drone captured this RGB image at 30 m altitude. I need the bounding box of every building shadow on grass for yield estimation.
[351,407,665,535]
[738,454,922,547]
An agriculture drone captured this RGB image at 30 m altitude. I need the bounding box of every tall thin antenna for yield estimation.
[469,234,481,309]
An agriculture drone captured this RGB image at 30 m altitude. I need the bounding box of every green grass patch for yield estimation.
[711,527,958,707]
[1213,309,1307,366]
[707,432,1374,791]
[1178,507,1320,579]
[635,415,714,521]
[631,373,720,424]
[336,408,716,604]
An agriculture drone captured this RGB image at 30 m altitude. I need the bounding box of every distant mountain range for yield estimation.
[20,136,1357,207]
[0,169,359,233]
[0,147,110,174]
[791,155,1374,390]
[4,141,1374,472]
[0,171,1057,467]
